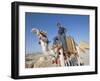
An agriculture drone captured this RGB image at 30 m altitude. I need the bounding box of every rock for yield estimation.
[25,61,34,68]
[34,55,56,68]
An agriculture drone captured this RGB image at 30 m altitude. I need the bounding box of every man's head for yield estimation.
[57,22,61,28]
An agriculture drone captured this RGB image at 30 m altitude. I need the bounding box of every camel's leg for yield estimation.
[67,57,71,66]
[59,55,64,66]
[76,55,81,66]
[76,46,84,66]
[59,49,65,67]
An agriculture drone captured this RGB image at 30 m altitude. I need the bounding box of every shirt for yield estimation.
[58,27,66,35]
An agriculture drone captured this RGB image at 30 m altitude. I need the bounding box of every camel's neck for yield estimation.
[34,31,49,54]
[39,39,49,54]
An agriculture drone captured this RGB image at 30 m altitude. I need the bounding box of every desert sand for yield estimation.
[25,41,89,68]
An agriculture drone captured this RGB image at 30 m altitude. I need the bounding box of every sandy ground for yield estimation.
[79,50,89,65]
[25,50,89,68]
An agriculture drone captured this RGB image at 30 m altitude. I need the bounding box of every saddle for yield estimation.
[40,31,47,37]
[66,36,78,55]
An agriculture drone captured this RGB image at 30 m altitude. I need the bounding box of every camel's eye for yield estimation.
[58,52,61,55]
[38,41,41,44]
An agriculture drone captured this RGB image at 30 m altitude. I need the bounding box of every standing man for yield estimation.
[57,22,67,53]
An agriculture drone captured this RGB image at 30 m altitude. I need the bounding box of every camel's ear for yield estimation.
[45,31,47,34]
[31,30,34,33]
[31,28,36,33]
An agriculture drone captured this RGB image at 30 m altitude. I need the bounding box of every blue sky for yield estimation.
[25,12,89,54]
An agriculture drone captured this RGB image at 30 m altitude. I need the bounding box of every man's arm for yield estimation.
[63,27,66,33]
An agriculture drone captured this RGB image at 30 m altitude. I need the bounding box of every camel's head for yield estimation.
[31,28,40,35]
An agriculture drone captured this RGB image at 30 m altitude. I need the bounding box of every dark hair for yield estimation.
[57,22,61,27]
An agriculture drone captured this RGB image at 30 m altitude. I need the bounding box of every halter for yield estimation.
[38,32,49,44]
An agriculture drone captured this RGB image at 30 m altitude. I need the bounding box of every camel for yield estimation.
[31,28,65,67]
[31,28,88,67]
[31,28,49,55]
